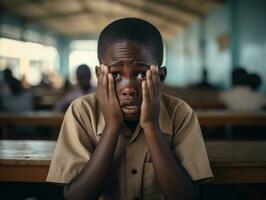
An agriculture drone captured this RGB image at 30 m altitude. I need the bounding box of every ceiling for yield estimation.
[0,0,224,40]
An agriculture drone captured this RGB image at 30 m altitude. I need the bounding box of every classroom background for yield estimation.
[0,0,266,199]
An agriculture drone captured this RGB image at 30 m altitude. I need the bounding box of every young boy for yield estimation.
[47,18,213,200]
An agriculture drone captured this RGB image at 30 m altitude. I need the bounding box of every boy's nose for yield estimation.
[122,88,137,97]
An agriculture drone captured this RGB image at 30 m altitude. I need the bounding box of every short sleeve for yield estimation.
[172,109,213,183]
[46,102,95,183]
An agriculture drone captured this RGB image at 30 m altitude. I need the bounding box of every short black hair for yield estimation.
[232,67,248,86]
[98,18,163,66]
[76,64,91,79]
[249,73,261,90]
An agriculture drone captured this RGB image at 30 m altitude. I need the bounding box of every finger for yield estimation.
[108,73,116,99]
[102,65,108,98]
[142,80,150,104]
[146,68,155,99]
[154,66,160,96]
[151,65,159,97]
[97,66,104,93]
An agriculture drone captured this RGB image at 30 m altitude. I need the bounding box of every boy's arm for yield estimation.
[140,65,197,200]
[64,65,124,200]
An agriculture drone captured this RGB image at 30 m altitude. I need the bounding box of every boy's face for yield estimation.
[98,41,165,122]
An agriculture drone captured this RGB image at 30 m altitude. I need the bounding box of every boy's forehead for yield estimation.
[102,40,157,65]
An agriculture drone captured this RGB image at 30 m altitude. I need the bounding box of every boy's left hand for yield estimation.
[140,65,160,130]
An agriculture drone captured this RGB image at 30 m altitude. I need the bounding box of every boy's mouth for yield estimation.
[121,102,140,114]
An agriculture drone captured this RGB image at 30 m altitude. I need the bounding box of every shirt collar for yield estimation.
[96,96,172,136]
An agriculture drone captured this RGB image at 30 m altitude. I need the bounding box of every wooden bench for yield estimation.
[161,86,225,110]
[1,140,266,183]
[1,110,265,128]
[0,112,64,138]
[197,110,266,126]
[1,111,265,139]
[32,87,66,110]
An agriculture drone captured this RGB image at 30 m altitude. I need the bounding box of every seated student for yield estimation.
[54,64,95,111]
[1,68,33,112]
[219,68,266,111]
[47,18,213,200]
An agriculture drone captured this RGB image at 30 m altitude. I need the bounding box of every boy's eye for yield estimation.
[137,71,146,79]
[111,72,121,79]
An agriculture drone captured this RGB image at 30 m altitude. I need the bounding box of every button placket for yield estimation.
[126,132,148,200]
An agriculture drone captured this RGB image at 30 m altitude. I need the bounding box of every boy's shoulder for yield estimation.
[70,91,99,111]
[160,92,193,114]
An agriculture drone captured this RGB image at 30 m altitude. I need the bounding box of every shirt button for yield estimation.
[131,168,137,175]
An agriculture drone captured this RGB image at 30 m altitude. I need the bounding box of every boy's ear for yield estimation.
[95,66,101,78]
[159,66,167,82]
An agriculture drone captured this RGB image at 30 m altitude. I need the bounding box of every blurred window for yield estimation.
[0,37,59,85]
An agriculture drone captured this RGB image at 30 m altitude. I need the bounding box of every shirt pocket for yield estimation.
[142,162,164,200]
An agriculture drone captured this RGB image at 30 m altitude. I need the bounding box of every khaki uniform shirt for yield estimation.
[47,92,213,199]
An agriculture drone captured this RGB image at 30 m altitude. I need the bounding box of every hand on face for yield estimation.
[97,64,124,129]
[140,65,160,129]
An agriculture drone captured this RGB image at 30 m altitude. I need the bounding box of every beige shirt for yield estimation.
[47,92,213,199]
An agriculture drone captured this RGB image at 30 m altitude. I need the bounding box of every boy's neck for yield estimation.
[125,120,139,132]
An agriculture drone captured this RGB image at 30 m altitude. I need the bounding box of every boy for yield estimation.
[47,18,213,200]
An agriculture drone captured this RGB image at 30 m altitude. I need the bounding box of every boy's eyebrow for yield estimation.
[131,61,150,68]
[108,60,123,67]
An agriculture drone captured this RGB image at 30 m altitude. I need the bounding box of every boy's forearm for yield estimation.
[64,125,120,200]
[143,124,196,200]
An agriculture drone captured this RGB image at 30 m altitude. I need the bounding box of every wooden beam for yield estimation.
[114,0,189,26]
[146,0,204,16]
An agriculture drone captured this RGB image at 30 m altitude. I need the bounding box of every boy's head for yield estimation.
[97,18,166,122]
[98,18,163,66]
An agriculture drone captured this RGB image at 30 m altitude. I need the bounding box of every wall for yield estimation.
[204,3,231,89]
[165,0,266,93]
[237,0,266,92]
[165,20,202,87]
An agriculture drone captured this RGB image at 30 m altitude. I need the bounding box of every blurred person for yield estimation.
[1,68,35,138]
[54,64,95,111]
[1,68,33,112]
[249,73,262,91]
[219,68,266,111]
[0,68,13,95]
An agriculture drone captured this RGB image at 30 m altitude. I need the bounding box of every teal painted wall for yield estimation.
[165,20,202,87]
[165,3,231,89]
[237,0,266,92]
[205,3,231,89]
[165,0,266,93]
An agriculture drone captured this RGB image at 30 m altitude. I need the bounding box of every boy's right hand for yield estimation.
[97,65,124,130]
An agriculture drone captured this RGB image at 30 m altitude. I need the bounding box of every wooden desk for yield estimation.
[1,110,265,128]
[1,140,266,183]
[0,140,54,182]
[196,110,266,126]
[0,112,64,127]
[161,87,225,109]
[207,141,266,183]
[0,112,64,138]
